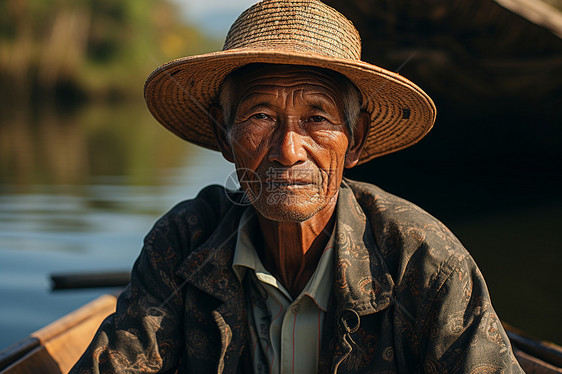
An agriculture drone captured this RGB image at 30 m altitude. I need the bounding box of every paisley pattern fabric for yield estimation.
[70,179,524,373]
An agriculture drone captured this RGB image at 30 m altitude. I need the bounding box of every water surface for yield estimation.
[0,104,234,351]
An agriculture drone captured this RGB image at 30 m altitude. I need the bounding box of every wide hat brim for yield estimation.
[144,48,436,165]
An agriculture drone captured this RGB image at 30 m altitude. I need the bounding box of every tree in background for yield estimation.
[0,0,219,106]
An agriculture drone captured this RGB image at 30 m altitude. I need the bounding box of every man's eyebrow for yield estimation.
[306,97,340,115]
[236,100,274,115]
[303,91,338,107]
[238,92,276,107]
[308,104,330,114]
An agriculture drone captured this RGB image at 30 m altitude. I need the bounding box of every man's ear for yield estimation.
[209,103,234,163]
[345,110,370,168]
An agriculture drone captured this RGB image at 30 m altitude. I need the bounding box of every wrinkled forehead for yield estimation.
[221,63,356,115]
[224,63,350,96]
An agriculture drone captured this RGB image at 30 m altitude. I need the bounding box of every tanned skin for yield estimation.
[211,65,369,298]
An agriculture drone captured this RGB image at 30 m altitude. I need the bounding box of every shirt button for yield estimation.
[292,304,300,313]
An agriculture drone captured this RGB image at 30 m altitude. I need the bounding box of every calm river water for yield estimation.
[0,103,235,351]
[0,103,560,352]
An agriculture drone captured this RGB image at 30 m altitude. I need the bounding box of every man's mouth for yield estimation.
[260,166,323,190]
[264,178,319,190]
[267,180,314,187]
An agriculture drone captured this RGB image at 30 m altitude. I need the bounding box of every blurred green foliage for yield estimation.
[0,0,221,105]
[0,100,192,186]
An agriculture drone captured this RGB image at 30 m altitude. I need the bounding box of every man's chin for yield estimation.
[252,196,325,223]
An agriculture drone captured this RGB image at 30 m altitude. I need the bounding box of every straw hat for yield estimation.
[144,0,436,164]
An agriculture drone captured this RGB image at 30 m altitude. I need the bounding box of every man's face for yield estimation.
[222,65,356,223]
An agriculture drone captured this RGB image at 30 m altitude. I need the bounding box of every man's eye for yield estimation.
[252,113,269,120]
[309,116,327,123]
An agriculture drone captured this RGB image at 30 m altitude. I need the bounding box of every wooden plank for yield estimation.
[2,347,61,374]
[41,303,115,373]
[0,294,117,374]
[31,294,116,344]
[0,338,40,371]
[505,323,562,368]
[514,348,562,374]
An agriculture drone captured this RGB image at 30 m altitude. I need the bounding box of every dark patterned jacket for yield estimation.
[71,179,524,373]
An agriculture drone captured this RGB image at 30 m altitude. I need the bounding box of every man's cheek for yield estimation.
[232,123,268,152]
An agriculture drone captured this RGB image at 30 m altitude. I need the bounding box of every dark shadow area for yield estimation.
[345,106,562,344]
[334,0,562,345]
[345,98,562,346]
[346,108,561,221]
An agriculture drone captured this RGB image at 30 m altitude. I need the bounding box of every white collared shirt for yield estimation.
[233,207,335,374]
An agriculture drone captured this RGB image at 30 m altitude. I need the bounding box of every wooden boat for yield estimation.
[0,293,561,374]
[0,294,117,374]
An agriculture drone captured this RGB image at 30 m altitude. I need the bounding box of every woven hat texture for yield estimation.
[144,0,436,164]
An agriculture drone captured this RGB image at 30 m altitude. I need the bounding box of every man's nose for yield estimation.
[268,118,307,166]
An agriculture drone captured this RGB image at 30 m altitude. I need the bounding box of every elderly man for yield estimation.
[72,0,524,373]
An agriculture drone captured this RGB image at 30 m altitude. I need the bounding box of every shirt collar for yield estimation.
[303,230,335,311]
[232,206,260,283]
[232,206,335,311]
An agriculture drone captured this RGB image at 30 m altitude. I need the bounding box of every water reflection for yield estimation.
[0,102,190,187]
[0,102,234,350]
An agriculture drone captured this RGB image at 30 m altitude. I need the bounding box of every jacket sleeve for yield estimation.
[70,212,187,374]
[418,254,524,373]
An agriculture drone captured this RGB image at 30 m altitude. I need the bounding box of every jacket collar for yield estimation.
[176,201,246,304]
[333,181,394,316]
[176,182,395,315]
